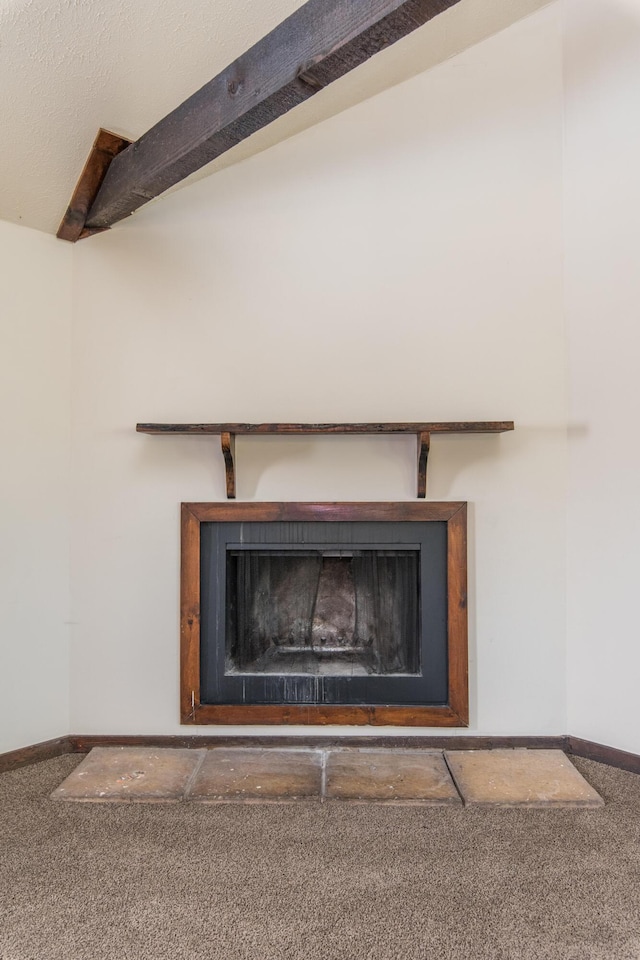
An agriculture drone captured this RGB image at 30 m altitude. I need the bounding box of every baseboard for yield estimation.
[567,737,640,776]
[69,733,569,752]
[0,736,72,774]
[2,734,639,777]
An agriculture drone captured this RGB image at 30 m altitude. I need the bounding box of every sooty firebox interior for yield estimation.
[225,548,420,677]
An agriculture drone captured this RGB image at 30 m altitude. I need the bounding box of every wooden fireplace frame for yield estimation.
[180,501,468,727]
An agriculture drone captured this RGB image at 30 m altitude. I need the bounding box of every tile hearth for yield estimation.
[50,746,603,807]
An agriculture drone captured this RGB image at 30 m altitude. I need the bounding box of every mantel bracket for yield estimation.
[220,432,236,499]
[417,432,430,498]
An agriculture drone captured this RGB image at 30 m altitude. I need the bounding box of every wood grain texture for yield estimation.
[417,431,430,498]
[220,432,236,499]
[137,422,514,435]
[185,704,464,726]
[180,504,202,723]
[183,501,466,523]
[179,500,468,727]
[56,129,132,242]
[447,503,468,725]
[85,0,462,230]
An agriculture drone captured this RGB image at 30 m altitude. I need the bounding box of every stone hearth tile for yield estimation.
[51,747,204,802]
[444,749,604,808]
[325,749,461,804]
[187,748,323,802]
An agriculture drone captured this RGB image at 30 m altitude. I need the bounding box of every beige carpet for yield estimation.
[1,754,639,959]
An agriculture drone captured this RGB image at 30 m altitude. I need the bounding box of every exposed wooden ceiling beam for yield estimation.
[60,0,462,240]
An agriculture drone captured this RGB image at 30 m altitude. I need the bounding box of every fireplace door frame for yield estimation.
[180,501,468,727]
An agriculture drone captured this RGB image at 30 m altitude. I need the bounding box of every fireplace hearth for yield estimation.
[181,502,468,727]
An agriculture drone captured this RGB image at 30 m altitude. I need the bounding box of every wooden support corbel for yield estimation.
[417,431,430,498]
[220,432,236,499]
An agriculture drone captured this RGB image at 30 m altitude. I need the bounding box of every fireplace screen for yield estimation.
[199,518,449,707]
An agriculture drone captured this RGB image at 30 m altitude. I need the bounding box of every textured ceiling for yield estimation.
[0,0,553,235]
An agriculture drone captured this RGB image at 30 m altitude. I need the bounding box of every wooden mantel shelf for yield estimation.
[136,422,514,499]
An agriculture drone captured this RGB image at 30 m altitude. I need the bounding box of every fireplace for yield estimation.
[181,502,468,726]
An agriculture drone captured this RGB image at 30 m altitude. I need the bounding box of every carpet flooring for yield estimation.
[1,754,639,960]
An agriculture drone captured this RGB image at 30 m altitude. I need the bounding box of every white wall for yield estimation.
[6,1,640,754]
[565,0,640,754]
[69,5,567,737]
[0,220,71,752]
